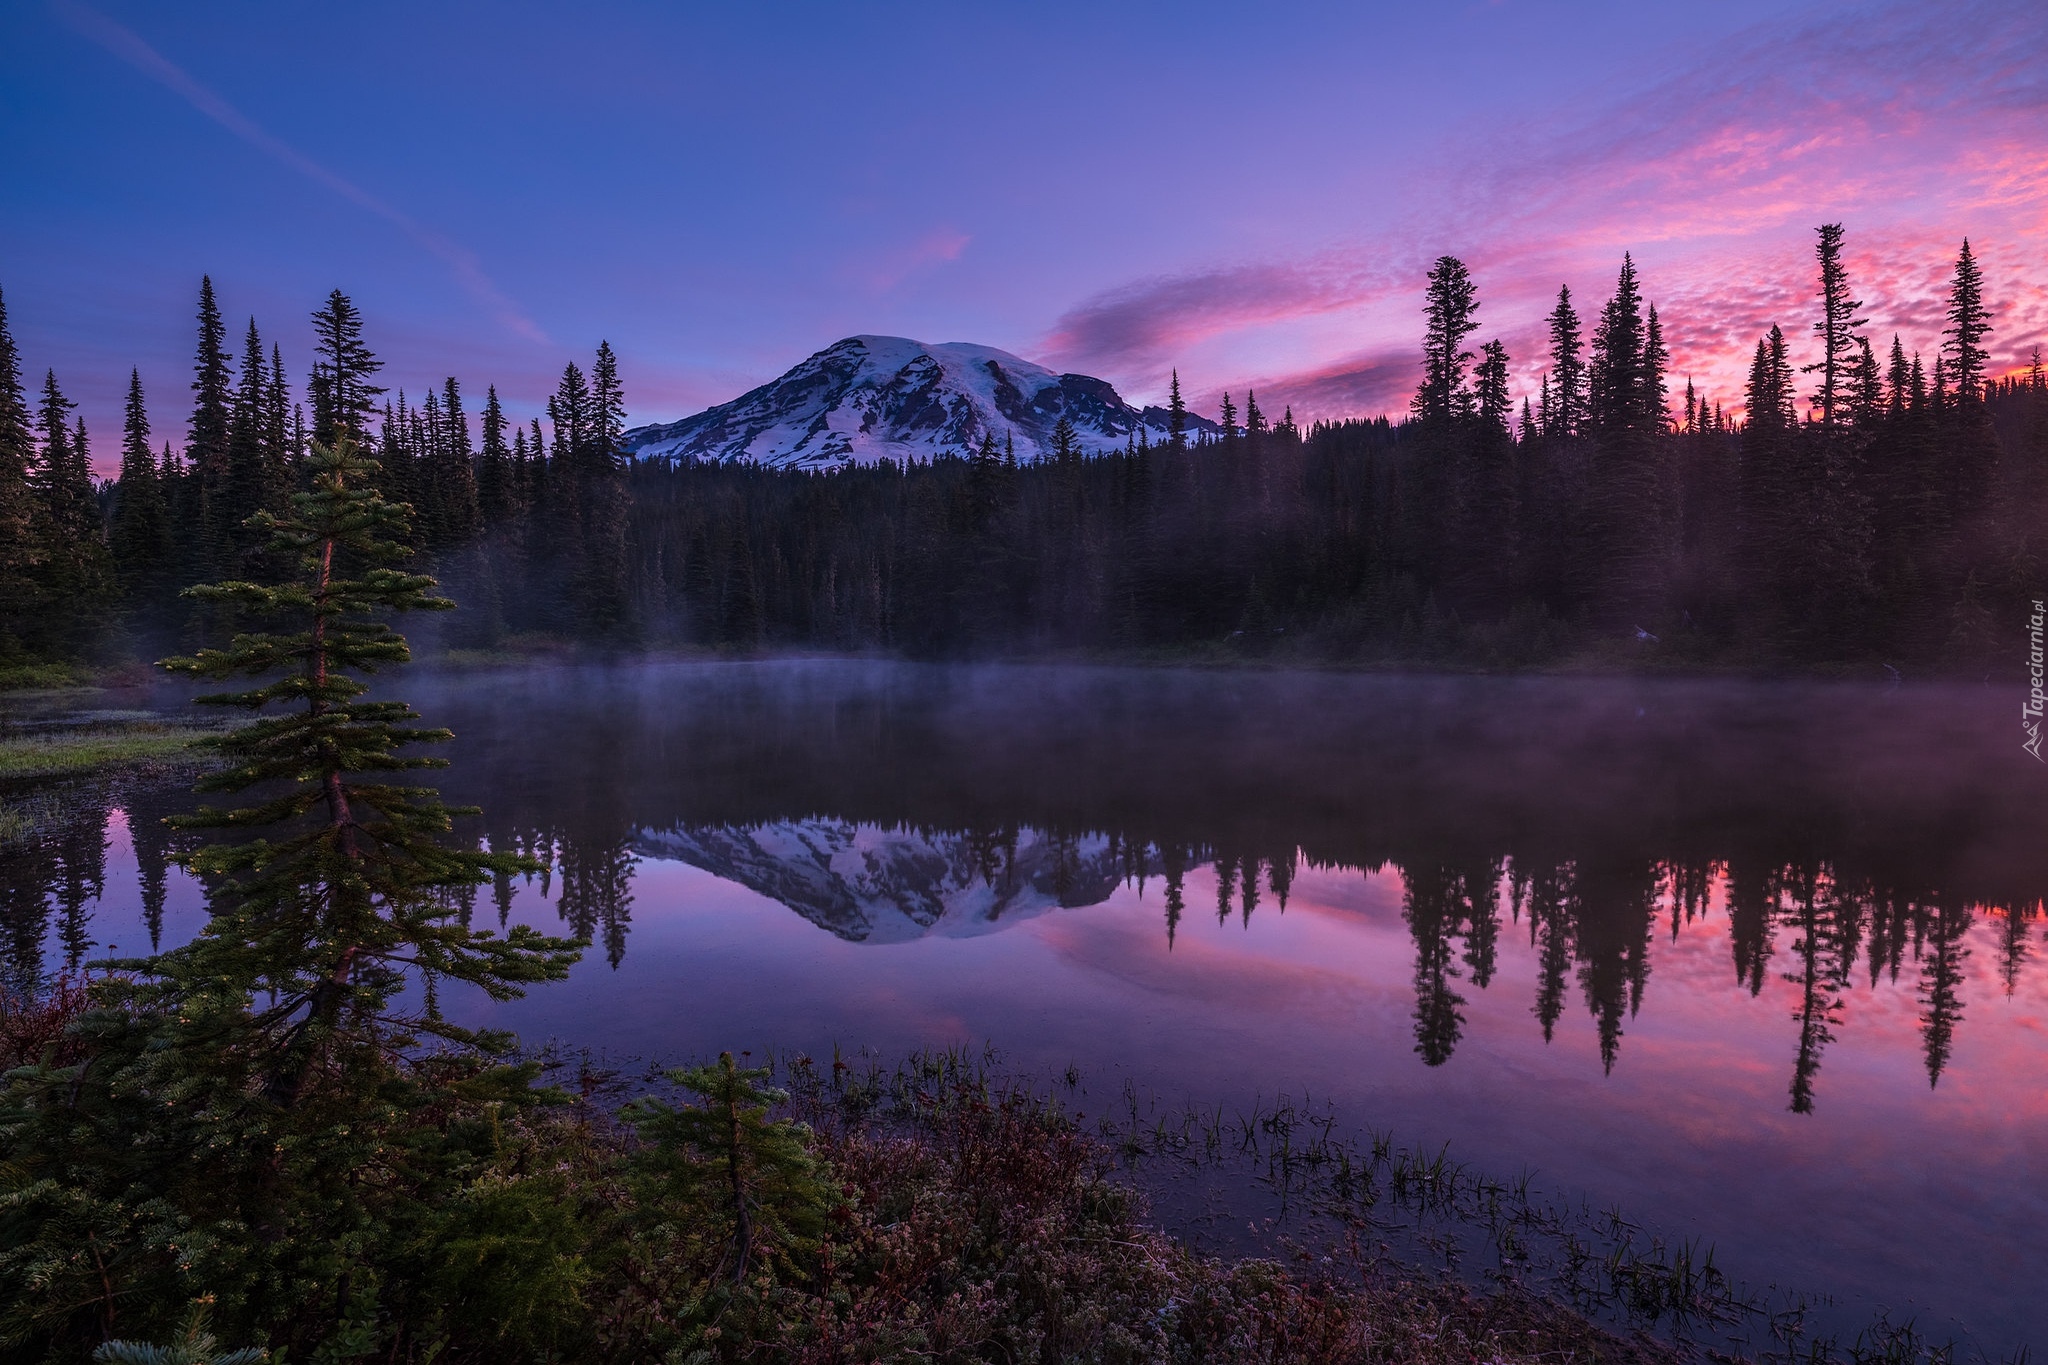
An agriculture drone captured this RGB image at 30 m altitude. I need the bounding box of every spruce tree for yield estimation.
[308,290,384,444]
[579,344,630,634]
[1804,224,1866,428]
[162,433,579,1104]
[0,287,40,655]
[1474,340,1512,434]
[1850,337,1884,426]
[265,341,293,488]
[110,370,174,618]
[1642,305,1669,431]
[477,383,515,526]
[434,376,480,546]
[225,317,273,564]
[32,372,115,653]
[1588,255,1646,434]
[1941,239,1991,403]
[1166,369,1187,451]
[1544,285,1586,437]
[1886,335,1912,415]
[626,1052,835,1287]
[1411,255,1480,423]
[189,277,235,578]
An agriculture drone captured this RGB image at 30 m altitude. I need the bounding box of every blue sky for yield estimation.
[2,0,2042,466]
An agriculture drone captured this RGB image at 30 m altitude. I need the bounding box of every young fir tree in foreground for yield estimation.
[0,434,581,1357]
[162,432,581,1101]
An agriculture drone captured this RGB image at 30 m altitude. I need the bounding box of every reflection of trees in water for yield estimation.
[1916,898,1971,1090]
[6,796,2045,1114]
[0,800,108,988]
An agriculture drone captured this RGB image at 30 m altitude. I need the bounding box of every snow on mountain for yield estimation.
[631,819,1125,942]
[623,335,1218,469]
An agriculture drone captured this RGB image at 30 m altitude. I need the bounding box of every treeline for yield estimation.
[0,280,634,663]
[615,231,2044,669]
[4,223,2044,671]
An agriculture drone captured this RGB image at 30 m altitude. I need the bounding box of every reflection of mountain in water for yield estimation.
[632,821,1122,942]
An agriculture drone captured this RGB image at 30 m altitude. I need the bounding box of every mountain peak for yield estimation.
[623,335,1216,468]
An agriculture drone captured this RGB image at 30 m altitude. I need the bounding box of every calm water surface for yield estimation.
[12,662,2047,1354]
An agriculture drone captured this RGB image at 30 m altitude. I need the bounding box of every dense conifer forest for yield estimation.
[2,225,2043,675]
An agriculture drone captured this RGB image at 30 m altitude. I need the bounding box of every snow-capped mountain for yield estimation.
[623,335,1217,469]
[631,819,1125,942]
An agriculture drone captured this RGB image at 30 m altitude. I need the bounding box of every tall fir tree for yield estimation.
[188,276,235,578]
[1474,340,1512,434]
[224,317,274,565]
[308,290,384,443]
[32,372,114,653]
[110,369,175,619]
[580,342,632,634]
[1587,255,1647,434]
[163,433,579,1105]
[1412,255,1480,423]
[477,383,515,525]
[1544,285,1587,437]
[1941,239,1991,403]
[1804,224,1866,428]
[0,287,39,655]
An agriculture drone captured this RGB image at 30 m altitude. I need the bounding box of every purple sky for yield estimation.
[2,0,2043,471]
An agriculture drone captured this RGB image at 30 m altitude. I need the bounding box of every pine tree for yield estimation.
[189,277,235,577]
[1217,391,1237,446]
[308,290,384,443]
[1803,224,1866,428]
[1941,239,1991,403]
[0,286,40,654]
[31,375,115,655]
[162,434,579,1104]
[626,1052,836,1286]
[225,317,273,564]
[1243,388,1266,437]
[477,383,515,525]
[1642,305,1669,431]
[435,375,479,546]
[266,341,293,489]
[1412,255,1480,423]
[1544,285,1586,437]
[1588,255,1646,434]
[579,343,630,634]
[1886,335,1911,415]
[1166,370,1187,451]
[1474,340,1512,434]
[1849,336,1884,426]
[110,370,174,616]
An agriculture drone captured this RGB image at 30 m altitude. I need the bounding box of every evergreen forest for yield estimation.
[3,225,2045,681]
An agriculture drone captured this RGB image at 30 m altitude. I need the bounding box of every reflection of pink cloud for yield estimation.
[1047,0,2048,422]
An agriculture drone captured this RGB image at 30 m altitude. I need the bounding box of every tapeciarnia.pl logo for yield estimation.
[2027,598,2046,762]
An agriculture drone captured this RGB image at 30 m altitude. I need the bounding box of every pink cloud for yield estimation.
[849,226,972,295]
[1045,0,2048,422]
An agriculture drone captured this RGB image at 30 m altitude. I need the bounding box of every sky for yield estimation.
[1,0,2044,472]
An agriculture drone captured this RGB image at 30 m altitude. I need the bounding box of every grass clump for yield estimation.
[0,722,216,781]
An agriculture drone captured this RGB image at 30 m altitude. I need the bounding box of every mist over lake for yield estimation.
[26,660,2045,1354]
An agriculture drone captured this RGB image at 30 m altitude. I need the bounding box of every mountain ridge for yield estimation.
[623,335,1217,469]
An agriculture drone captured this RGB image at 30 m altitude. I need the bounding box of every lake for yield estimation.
[9,661,2046,1357]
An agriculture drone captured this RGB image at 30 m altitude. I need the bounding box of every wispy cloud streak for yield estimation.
[53,0,548,345]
